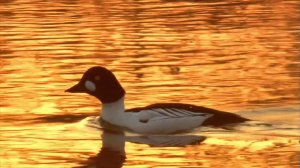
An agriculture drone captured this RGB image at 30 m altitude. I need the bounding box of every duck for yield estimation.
[65,66,249,134]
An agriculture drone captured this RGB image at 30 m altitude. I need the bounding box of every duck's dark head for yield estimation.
[65,66,125,103]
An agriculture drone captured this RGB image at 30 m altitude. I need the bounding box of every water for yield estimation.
[0,0,299,167]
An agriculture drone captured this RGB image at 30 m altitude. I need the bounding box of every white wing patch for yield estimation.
[156,108,211,117]
[138,108,213,123]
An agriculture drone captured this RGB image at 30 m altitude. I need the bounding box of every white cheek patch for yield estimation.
[85,80,96,92]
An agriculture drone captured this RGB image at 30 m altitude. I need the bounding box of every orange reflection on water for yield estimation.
[0,0,299,167]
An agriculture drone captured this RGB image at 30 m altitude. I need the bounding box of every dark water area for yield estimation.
[0,0,299,167]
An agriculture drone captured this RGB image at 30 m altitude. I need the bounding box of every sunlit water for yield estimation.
[0,0,299,167]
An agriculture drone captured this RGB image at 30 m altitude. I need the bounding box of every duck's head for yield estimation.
[65,66,125,103]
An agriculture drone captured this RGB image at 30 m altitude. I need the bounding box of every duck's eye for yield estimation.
[94,76,101,81]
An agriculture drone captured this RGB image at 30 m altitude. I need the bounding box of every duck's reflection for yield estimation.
[126,133,205,147]
[79,130,126,168]
[78,118,206,168]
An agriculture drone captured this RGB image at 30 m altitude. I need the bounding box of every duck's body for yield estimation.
[66,66,249,134]
[101,96,213,134]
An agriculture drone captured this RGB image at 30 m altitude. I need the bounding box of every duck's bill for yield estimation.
[65,83,86,93]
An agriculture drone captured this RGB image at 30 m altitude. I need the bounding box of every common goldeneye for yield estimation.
[66,66,249,134]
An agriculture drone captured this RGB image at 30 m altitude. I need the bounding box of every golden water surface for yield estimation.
[0,0,299,167]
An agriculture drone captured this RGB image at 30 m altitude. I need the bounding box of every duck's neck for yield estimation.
[101,96,127,126]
